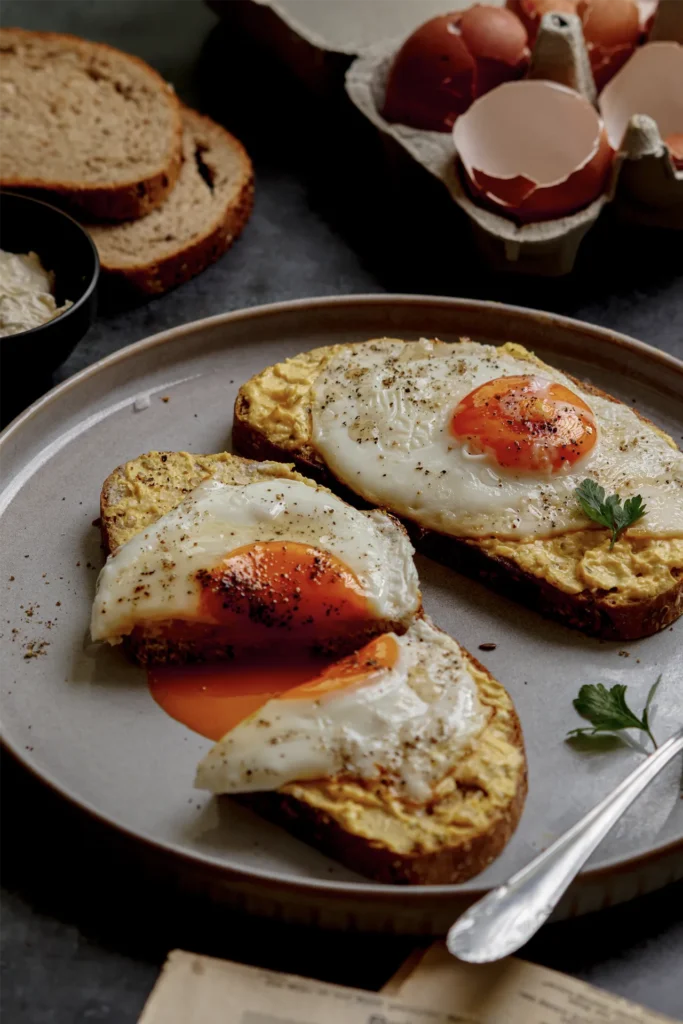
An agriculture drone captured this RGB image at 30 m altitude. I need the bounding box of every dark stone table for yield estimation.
[2,3,682,1021]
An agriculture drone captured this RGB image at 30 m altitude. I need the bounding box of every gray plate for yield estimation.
[1,295,682,934]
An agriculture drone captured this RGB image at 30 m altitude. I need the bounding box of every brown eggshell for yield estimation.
[666,133,683,168]
[383,7,529,133]
[506,0,579,41]
[578,0,641,88]
[459,4,530,64]
[599,42,683,169]
[636,0,658,33]
[454,80,614,222]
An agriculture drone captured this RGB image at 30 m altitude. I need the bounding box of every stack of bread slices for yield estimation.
[0,29,254,294]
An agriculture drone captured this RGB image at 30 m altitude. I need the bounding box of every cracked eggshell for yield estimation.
[578,0,642,89]
[637,0,659,32]
[599,42,683,169]
[453,80,614,221]
[382,6,529,133]
[509,0,653,86]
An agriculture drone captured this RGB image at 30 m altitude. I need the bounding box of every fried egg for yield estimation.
[195,618,487,803]
[311,338,683,539]
[91,478,420,644]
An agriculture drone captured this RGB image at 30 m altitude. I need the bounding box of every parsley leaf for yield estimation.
[574,480,647,548]
[566,678,661,750]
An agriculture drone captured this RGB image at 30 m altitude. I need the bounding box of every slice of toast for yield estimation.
[85,108,253,295]
[99,450,419,665]
[0,29,182,220]
[201,617,527,885]
[233,339,683,641]
[100,450,526,884]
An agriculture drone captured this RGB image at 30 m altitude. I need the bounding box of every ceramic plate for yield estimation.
[1,296,681,934]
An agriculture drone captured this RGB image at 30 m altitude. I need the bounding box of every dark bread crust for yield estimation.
[233,349,683,641]
[104,178,254,296]
[243,647,527,886]
[14,156,182,223]
[95,110,255,295]
[0,28,184,221]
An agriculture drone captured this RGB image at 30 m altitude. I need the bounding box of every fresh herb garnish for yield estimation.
[566,678,661,750]
[574,480,647,549]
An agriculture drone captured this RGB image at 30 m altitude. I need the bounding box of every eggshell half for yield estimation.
[578,0,641,89]
[599,42,683,168]
[453,80,613,221]
[382,7,529,133]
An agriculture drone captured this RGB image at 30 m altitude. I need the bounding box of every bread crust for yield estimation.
[232,344,683,641]
[95,111,254,295]
[0,28,183,220]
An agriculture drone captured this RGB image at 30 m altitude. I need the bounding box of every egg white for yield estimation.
[91,478,420,642]
[194,618,487,803]
[311,338,683,539]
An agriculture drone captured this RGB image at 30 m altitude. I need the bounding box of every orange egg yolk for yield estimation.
[197,540,373,643]
[148,633,398,740]
[451,375,597,473]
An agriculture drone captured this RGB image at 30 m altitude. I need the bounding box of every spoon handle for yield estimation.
[447,726,683,964]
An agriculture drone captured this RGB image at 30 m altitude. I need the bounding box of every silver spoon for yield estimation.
[447,726,683,964]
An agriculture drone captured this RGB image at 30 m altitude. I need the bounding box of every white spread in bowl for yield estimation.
[0,250,72,337]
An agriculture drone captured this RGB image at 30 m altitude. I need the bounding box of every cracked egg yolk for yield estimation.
[451,374,597,472]
[149,633,398,740]
[197,540,373,641]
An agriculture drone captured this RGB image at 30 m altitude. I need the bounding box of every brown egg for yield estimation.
[578,0,641,89]
[383,6,529,133]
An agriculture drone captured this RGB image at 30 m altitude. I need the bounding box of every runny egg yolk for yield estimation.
[451,374,597,473]
[283,633,399,699]
[197,540,373,641]
[148,633,398,740]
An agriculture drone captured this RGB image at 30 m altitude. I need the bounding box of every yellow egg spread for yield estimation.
[283,662,524,860]
[237,339,683,603]
[478,531,683,600]
[239,344,344,451]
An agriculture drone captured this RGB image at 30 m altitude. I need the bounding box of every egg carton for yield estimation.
[345,5,683,276]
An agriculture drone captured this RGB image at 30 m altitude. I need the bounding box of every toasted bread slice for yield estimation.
[99,450,526,885]
[86,108,253,295]
[98,450,420,665]
[233,339,683,641]
[0,29,182,220]
[201,617,527,885]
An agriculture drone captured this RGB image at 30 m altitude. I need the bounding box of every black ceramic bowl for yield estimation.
[0,191,99,377]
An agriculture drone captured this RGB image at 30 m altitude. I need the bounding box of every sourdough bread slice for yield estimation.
[85,109,253,295]
[233,339,683,641]
[206,617,527,885]
[99,450,526,884]
[0,29,182,220]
